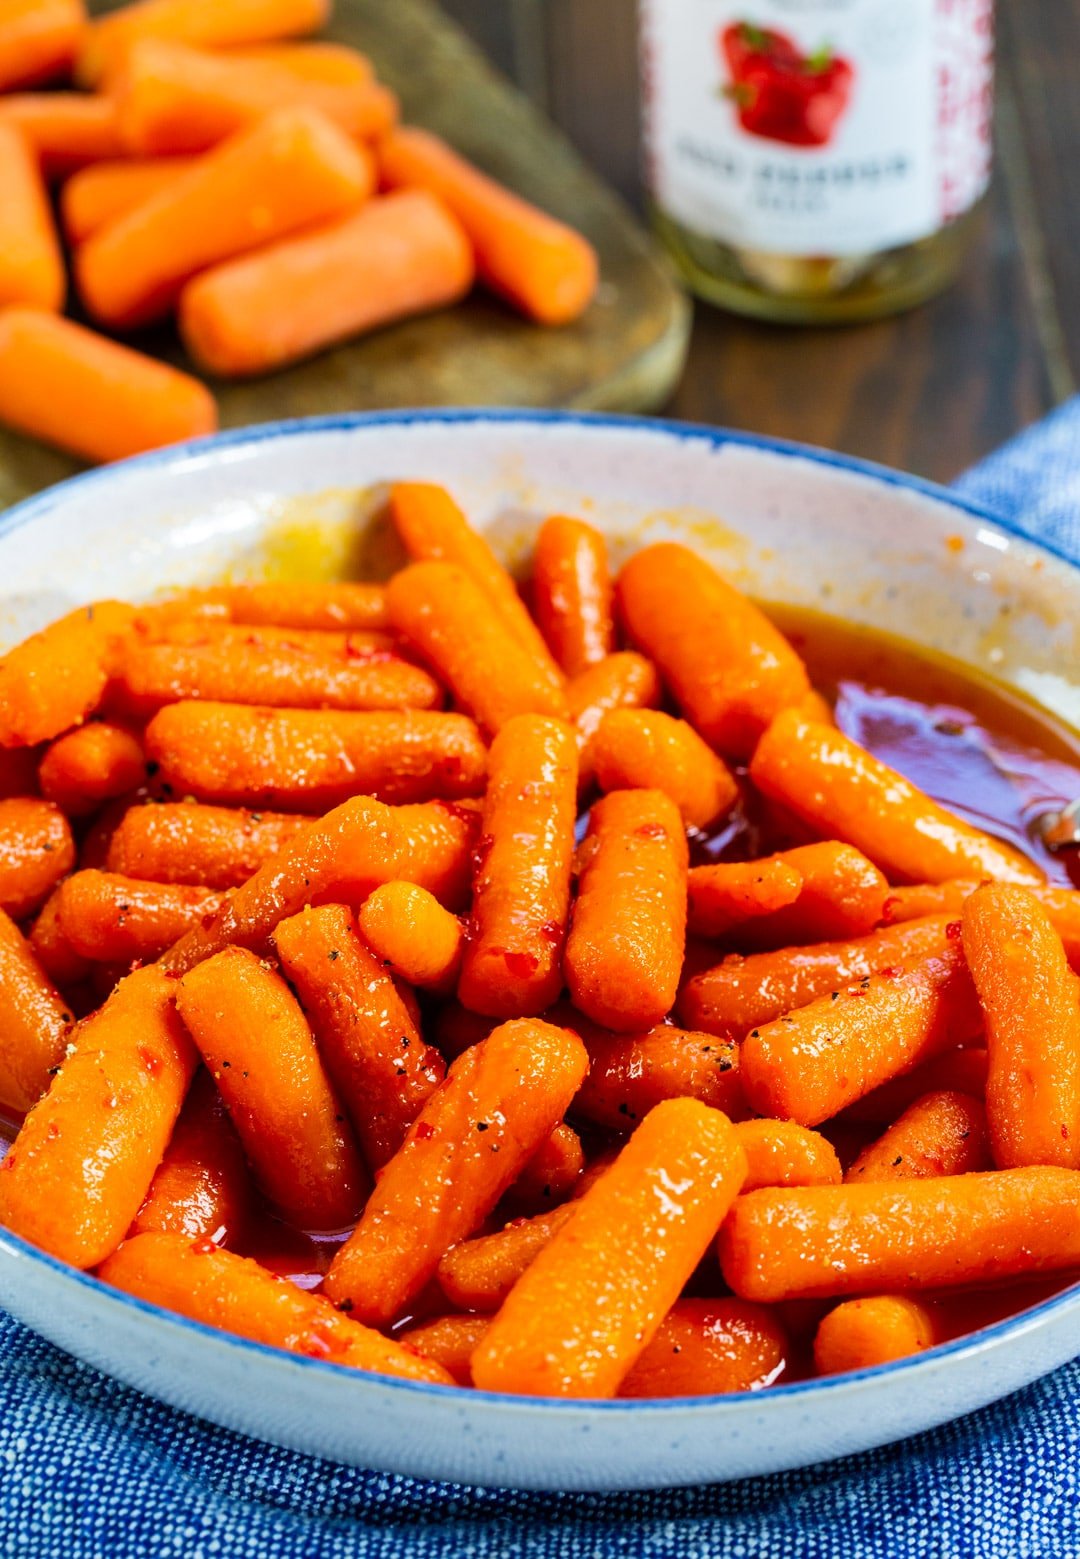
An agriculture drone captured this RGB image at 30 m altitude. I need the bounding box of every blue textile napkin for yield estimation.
[4,407,1080,1559]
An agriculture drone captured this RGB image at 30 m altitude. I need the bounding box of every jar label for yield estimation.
[640,0,993,257]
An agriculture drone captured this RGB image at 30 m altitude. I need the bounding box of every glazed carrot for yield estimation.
[686,859,804,940]
[77,0,330,86]
[57,870,222,964]
[0,965,196,1267]
[751,711,1043,886]
[592,709,738,830]
[431,1001,498,1060]
[841,1047,989,1125]
[719,1167,1080,1301]
[813,1297,940,1376]
[472,1099,748,1397]
[0,309,217,464]
[565,789,687,1032]
[0,747,39,802]
[566,651,662,772]
[101,1232,453,1385]
[458,715,577,1017]
[0,0,85,91]
[0,907,72,1112]
[735,1120,842,1192]
[379,127,598,325]
[135,619,398,660]
[176,944,366,1228]
[437,1203,577,1312]
[962,883,1080,1170]
[619,1299,789,1398]
[131,1069,250,1242]
[741,944,982,1127]
[77,107,373,329]
[678,914,957,1037]
[511,1122,584,1205]
[617,543,810,759]
[399,1314,490,1386]
[880,879,978,924]
[846,1090,991,1182]
[0,127,65,311]
[39,722,146,816]
[159,581,390,631]
[0,798,75,919]
[61,155,200,244]
[323,1018,589,1323]
[688,843,889,945]
[272,903,445,1170]
[28,887,90,988]
[106,801,307,888]
[145,702,485,812]
[388,562,569,735]
[531,515,614,676]
[795,688,835,725]
[358,881,462,994]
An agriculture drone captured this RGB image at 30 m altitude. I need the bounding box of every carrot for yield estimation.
[618,1299,789,1397]
[100,1232,453,1385]
[357,881,463,994]
[531,515,614,676]
[880,879,979,924]
[106,800,307,888]
[0,309,217,464]
[0,965,197,1267]
[0,127,65,311]
[0,797,75,919]
[795,688,835,725]
[77,107,373,329]
[686,858,804,941]
[591,709,738,830]
[60,155,201,244]
[458,715,577,1018]
[616,543,810,759]
[566,651,662,782]
[28,887,90,988]
[0,907,73,1112]
[962,883,1080,1170]
[378,126,598,325]
[398,1314,489,1386]
[471,1098,747,1397]
[77,0,330,86]
[813,1296,940,1375]
[511,1122,584,1205]
[719,1166,1080,1301]
[565,789,688,1032]
[323,1018,589,1323]
[0,94,123,181]
[133,617,396,658]
[175,944,366,1228]
[437,1203,578,1313]
[39,722,146,816]
[388,561,569,735]
[0,0,85,91]
[158,580,390,632]
[130,1069,250,1241]
[272,903,445,1170]
[57,869,222,964]
[735,1120,842,1192]
[689,842,888,947]
[846,1090,991,1181]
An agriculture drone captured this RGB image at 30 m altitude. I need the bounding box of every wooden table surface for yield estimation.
[445,0,1073,485]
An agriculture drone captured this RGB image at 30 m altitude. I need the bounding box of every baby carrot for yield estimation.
[100,1232,453,1385]
[399,1314,490,1386]
[735,1120,842,1192]
[880,880,979,924]
[0,797,75,918]
[0,0,85,91]
[842,1047,989,1125]
[159,581,390,631]
[77,106,373,329]
[175,944,366,1228]
[567,651,663,785]
[531,515,614,676]
[57,870,222,964]
[437,1203,578,1312]
[39,722,146,816]
[719,1166,1080,1302]
[846,1090,992,1181]
[0,309,217,464]
[131,1069,250,1242]
[619,1299,789,1398]
[272,903,445,1171]
[813,1297,940,1376]
[692,842,889,948]
[591,709,738,830]
[458,715,578,1018]
[962,883,1080,1170]
[61,155,201,244]
[686,859,804,940]
[565,789,688,1032]
[28,888,90,988]
[0,965,197,1267]
[617,543,810,759]
[0,601,128,748]
[379,126,598,325]
[135,621,397,662]
[559,1010,747,1129]
[0,907,73,1112]
[511,1121,584,1205]
[471,1098,748,1397]
[0,94,123,180]
[0,127,65,311]
[77,0,330,86]
[323,1018,589,1323]
[358,881,463,994]
[106,801,305,888]
[144,702,486,811]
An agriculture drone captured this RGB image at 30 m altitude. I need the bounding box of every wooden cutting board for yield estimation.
[0,0,690,508]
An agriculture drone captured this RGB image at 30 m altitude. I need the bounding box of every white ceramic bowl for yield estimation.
[0,410,1078,1492]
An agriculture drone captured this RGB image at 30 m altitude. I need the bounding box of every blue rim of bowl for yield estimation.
[1,405,1077,1418]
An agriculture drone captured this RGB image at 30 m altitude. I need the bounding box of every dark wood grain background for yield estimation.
[444,0,1075,483]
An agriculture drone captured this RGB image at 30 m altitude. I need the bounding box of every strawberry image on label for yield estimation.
[721,22,854,147]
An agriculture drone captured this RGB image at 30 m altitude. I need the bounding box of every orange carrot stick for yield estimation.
[531,515,614,676]
[841,1047,989,1125]
[592,709,739,830]
[510,1121,584,1205]
[106,800,307,888]
[437,1203,578,1313]
[685,858,805,941]
[0,94,123,180]
[0,309,217,464]
[0,127,65,311]
[175,944,366,1228]
[0,602,126,748]
[357,881,463,994]
[846,1090,991,1181]
[77,106,373,329]
[28,887,90,988]
[565,789,688,1032]
[567,650,663,785]
[61,155,200,244]
[131,1068,250,1241]
[39,722,146,816]
[100,1232,453,1385]
[379,126,598,325]
[719,1166,1080,1302]
[158,580,390,632]
[134,619,398,662]
[689,842,889,946]
[57,869,222,963]
[399,1314,489,1386]
[813,1296,940,1375]
[619,1299,789,1397]
[458,714,577,1018]
[0,797,75,918]
[77,0,330,86]
[735,1119,842,1192]
[880,879,979,924]
[323,1018,589,1323]
[0,965,197,1267]
[617,542,810,759]
[0,907,72,1112]
[0,0,85,91]
[471,1098,748,1397]
[962,882,1080,1170]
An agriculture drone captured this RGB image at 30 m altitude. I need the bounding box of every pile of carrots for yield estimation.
[0,483,1079,1400]
[0,0,599,466]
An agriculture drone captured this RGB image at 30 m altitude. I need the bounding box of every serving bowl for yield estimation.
[0,409,1078,1492]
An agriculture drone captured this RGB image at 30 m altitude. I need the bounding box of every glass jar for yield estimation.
[639,0,994,324]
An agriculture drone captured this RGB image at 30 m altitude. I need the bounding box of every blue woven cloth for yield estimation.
[5,407,1080,1557]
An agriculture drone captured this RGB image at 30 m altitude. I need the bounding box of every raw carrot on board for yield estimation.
[0,0,86,92]
[157,581,390,631]
[180,190,473,377]
[77,0,331,86]
[436,1202,578,1312]
[531,515,614,676]
[358,881,463,994]
[591,708,739,830]
[845,1090,991,1181]
[0,798,75,919]
[28,888,90,988]
[105,801,308,888]
[39,722,146,816]
[0,94,123,180]
[56,870,223,964]
[0,127,66,311]
[0,310,217,465]
[689,843,889,947]
[131,1069,251,1243]
[60,156,201,245]
[379,126,599,325]
[0,908,72,1113]
[813,1297,940,1376]
[734,1120,843,1192]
